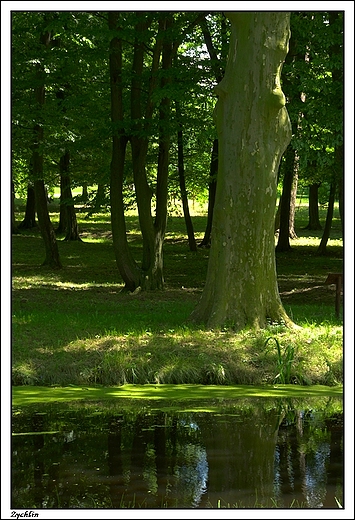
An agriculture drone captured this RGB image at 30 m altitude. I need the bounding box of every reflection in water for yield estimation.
[12,397,343,509]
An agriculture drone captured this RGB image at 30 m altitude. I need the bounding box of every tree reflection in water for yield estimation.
[12,397,343,509]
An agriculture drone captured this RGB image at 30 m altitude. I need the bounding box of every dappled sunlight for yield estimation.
[12,322,341,388]
[12,204,343,388]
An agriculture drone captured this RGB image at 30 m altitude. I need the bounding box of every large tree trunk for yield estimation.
[305,182,322,230]
[18,184,37,229]
[176,101,197,252]
[199,139,218,248]
[190,12,293,330]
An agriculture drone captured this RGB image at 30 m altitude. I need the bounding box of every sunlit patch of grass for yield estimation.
[12,362,39,385]
[12,206,343,388]
[11,322,342,387]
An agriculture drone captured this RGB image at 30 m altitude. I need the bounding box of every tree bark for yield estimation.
[18,184,37,229]
[190,12,293,330]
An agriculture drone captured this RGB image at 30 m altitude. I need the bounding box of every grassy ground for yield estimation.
[11,200,343,388]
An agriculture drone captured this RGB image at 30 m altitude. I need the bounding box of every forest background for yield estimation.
[2,3,354,516]
[3,4,355,386]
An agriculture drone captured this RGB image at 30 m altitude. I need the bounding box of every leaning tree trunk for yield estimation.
[199,139,218,248]
[18,184,37,229]
[317,181,336,255]
[190,12,293,330]
[199,15,225,249]
[176,101,197,252]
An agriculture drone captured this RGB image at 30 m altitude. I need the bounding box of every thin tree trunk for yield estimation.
[304,183,322,230]
[274,171,298,239]
[176,101,197,252]
[18,184,37,229]
[55,174,68,234]
[198,17,224,249]
[12,182,20,234]
[200,139,218,248]
[55,85,81,240]
[34,178,62,268]
[317,181,336,255]
[108,11,140,292]
[33,27,61,269]
[338,167,344,240]
[93,183,106,212]
[81,183,88,201]
[130,15,168,290]
[334,144,344,241]
[59,152,81,241]
[289,169,298,238]
[276,143,295,252]
[329,13,343,242]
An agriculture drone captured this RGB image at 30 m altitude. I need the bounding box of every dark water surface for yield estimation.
[12,397,343,509]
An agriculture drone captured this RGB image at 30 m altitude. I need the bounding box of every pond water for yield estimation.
[12,396,343,509]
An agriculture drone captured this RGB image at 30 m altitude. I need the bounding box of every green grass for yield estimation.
[11,202,343,388]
